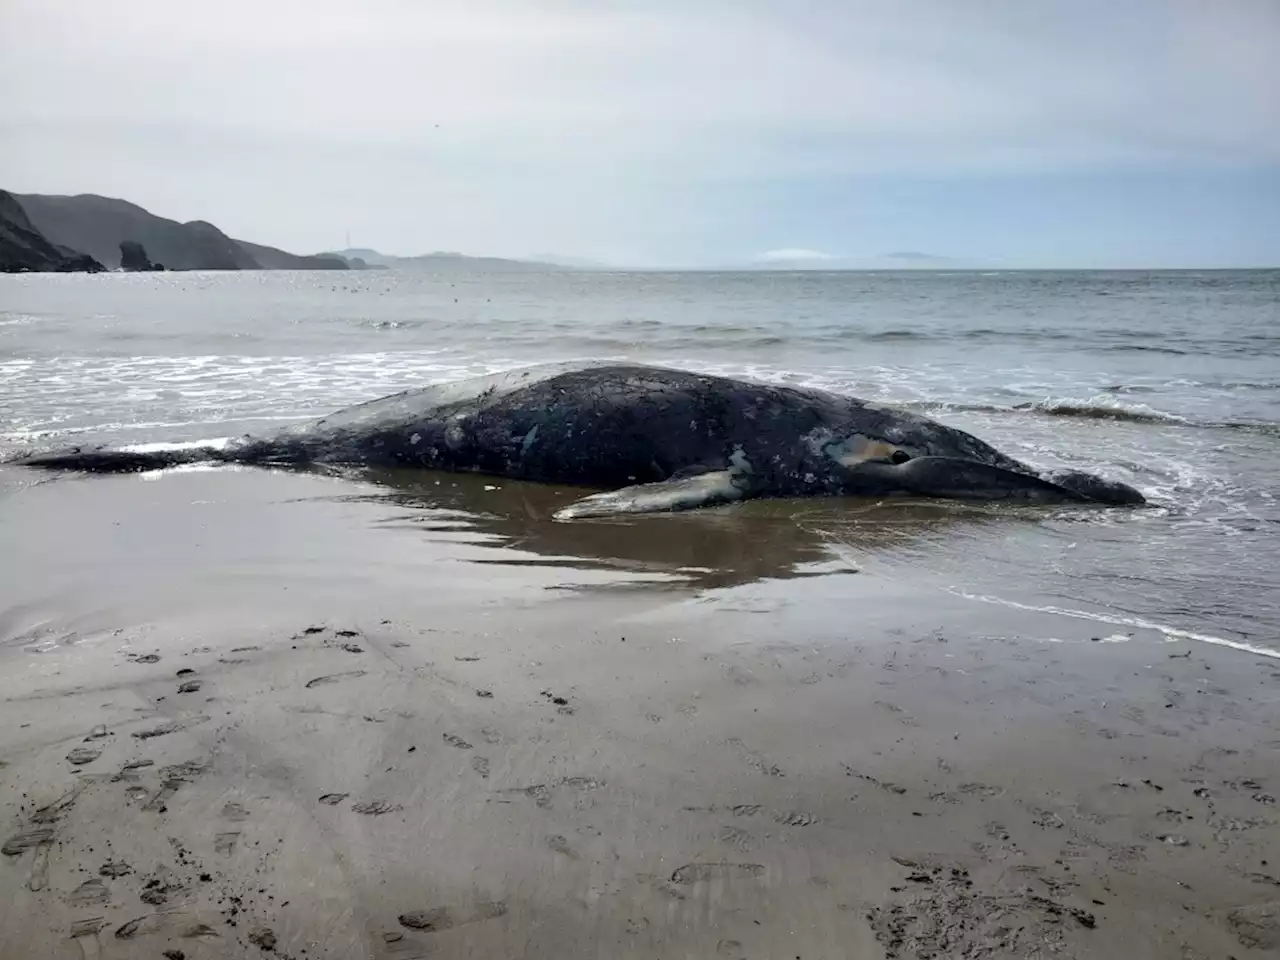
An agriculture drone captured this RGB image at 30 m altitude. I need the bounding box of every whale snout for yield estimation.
[852,456,1144,506]
[1042,468,1146,505]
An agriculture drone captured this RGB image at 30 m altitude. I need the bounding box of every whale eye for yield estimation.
[890,450,912,465]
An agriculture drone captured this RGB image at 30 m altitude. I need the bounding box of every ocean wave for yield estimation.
[914,397,1187,425]
[863,329,927,342]
[1102,384,1160,394]
[838,327,1081,345]
[918,395,1280,435]
[1014,398,1191,424]
[948,588,1279,660]
[357,319,429,330]
[1098,343,1189,356]
[0,314,41,327]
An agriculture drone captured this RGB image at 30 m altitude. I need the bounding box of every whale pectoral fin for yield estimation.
[553,470,749,520]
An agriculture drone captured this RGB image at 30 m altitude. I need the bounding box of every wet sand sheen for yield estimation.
[0,467,1277,959]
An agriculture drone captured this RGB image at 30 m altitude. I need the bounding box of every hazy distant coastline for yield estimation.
[13,188,1235,277]
[0,189,599,274]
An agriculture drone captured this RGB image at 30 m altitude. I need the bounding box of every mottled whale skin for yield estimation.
[13,362,1144,517]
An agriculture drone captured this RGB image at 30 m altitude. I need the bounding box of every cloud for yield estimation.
[755,249,839,263]
[1,0,1276,264]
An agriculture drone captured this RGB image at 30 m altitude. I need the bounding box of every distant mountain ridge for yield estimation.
[320,248,569,272]
[0,190,104,273]
[235,239,349,271]
[742,249,990,271]
[14,193,348,271]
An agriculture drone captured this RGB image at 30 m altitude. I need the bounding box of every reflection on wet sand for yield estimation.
[338,467,1027,591]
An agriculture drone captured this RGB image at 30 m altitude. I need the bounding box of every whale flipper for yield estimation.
[553,470,749,520]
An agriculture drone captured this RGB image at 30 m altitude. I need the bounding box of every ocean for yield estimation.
[2,268,1278,656]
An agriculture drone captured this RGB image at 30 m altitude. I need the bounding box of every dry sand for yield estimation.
[0,466,1277,959]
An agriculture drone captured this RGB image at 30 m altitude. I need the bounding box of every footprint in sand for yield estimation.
[133,717,208,740]
[471,757,490,779]
[138,865,187,905]
[717,825,753,850]
[399,900,508,933]
[68,877,109,906]
[305,670,367,689]
[772,811,819,827]
[114,915,163,940]
[220,801,249,821]
[69,917,108,958]
[66,745,103,765]
[143,779,182,812]
[511,784,551,809]
[352,799,401,815]
[123,786,149,805]
[27,841,52,891]
[160,760,209,781]
[844,767,906,794]
[546,835,576,857]
[111,758,154,782]
[670,862,765,883]
[443,733,473,749]
[2,826,56,856]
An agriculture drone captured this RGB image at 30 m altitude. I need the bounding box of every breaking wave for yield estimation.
[917,395,1280,435]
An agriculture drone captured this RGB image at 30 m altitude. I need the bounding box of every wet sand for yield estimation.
[1,467,1277,959]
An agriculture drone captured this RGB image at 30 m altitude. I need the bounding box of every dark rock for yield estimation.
[119,240,154,271]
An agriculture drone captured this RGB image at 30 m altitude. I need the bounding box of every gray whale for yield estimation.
[13,362,1145,517]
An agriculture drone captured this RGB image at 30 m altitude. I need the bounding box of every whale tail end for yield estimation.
[11,445,228,473]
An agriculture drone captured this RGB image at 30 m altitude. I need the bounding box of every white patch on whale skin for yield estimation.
[727,445,754,477]
[121,438,232,454]
[521,424,539,455]
[817,432,907,467]
[410,433,422,445]
[557,446,756,519]
[554,469,747,520]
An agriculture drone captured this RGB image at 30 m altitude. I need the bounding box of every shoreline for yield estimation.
[1,467,1277,958]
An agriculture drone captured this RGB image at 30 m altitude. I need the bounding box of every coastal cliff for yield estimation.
[0,190,104,273]
[14,193,348,272]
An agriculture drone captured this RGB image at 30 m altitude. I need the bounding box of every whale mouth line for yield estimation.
[852,456,1145,506]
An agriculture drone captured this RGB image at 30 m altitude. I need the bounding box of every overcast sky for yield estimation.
[2,0,1277,267]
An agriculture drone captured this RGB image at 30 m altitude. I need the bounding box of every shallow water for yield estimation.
[2,268,1278,654]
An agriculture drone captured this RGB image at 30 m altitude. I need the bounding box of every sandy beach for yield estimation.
[1,465,1277,959]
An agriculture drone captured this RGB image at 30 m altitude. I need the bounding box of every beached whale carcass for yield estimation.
[13,362,1145,517]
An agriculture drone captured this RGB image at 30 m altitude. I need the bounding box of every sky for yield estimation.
[2,0,1278,268]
